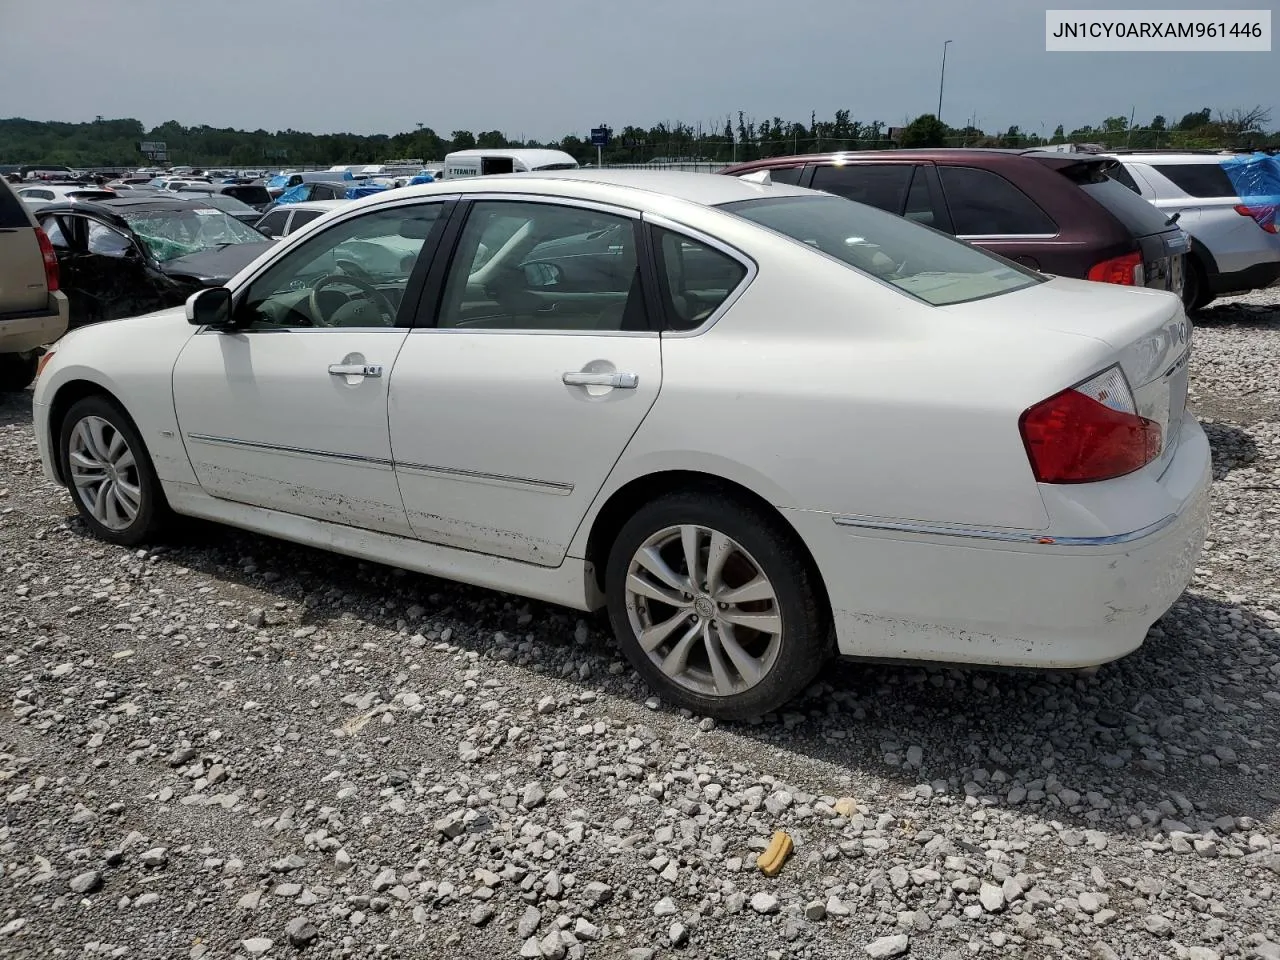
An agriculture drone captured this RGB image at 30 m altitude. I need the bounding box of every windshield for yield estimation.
[720,195,1043,306]
[122,208,264,262]
[268,175,291,189]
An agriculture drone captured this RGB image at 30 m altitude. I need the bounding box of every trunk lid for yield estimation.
[948,276,1191,474]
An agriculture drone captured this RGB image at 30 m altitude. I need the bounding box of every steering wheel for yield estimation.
[309,274,396,327]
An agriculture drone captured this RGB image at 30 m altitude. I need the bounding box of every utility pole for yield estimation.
[937,40,953,123]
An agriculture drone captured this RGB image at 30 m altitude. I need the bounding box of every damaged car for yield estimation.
[35,197,274,327]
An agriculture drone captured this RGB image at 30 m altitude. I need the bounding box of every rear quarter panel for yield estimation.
[571,229,1125,555]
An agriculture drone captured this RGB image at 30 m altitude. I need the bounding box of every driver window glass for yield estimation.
[238,203,443,330]
[87,221,134,258]
[653,228,748,332]
[435,201,645,332]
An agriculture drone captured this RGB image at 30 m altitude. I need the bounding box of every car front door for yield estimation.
[171,198,451,536]
[388,197,663,566]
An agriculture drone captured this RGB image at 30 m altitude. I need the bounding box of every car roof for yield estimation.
[723,148,1110,170]
[35,197,221,223]
[430,169,814,206]
[1104,152,1233,164]
[278,200,348,212]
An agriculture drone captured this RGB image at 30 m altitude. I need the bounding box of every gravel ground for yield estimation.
[1,289,1279,960]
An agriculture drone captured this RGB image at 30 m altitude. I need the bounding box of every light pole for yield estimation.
[937,40,953,124]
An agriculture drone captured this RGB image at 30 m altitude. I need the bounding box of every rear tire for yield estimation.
[1183,257,1213,312]
[0,352,38,392]
[58,395,171,546]
[605,490,830,720]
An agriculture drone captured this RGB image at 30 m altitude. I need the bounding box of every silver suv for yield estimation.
[1104,152,1280,310]
[0,177,68,390]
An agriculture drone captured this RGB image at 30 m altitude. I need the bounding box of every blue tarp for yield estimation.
[346,184,391,199]
[408,173,436,186]
[1221,153,1280,232]
[267,174,292,190]
[275,184,309,205]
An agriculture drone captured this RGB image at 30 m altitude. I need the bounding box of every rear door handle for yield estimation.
[562,371,638,389]
[329,363,383,378]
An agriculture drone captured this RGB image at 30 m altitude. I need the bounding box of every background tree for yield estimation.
[898,114,947,148]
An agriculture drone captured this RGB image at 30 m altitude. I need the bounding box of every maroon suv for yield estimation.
[721,149,1187,295]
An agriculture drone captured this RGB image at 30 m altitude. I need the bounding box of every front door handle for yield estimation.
[329,363,383,378]
[562,371,638,389]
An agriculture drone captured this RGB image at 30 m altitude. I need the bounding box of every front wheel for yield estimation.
[605,491,830,720]
[58,395,171,546]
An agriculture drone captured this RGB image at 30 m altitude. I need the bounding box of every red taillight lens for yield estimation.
[35,227,59,293]
[1234,204,1278,234]
[1086,250,1145,286]
[1019,366,1162,484]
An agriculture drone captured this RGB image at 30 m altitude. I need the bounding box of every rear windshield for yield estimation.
[1152,162,1237,198]
[0,179,32,228]
[1078,176,1174,237]
[227,186,271,206]
[720,194,1042,306]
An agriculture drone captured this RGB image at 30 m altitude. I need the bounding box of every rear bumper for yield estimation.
[1208,258,1280,296]
[785,416,1212,668]
[0,292,69,353]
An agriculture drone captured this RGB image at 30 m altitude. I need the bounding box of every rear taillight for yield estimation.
[1019,366,1162,484]
[1234,204,1278,234]
[35,227,59,293]
[1086,251,1145,286]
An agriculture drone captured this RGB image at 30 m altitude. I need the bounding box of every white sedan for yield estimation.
[32,171,1212,719]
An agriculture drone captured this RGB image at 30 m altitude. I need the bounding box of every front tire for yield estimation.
[58,395,170,546]
[605,490,830,720]
[0,352,38,392]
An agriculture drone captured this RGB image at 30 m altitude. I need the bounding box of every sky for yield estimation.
[0,0,1273,139]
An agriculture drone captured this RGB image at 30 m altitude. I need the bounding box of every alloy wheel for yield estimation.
[624,523,783,698]
[67,415,142,531]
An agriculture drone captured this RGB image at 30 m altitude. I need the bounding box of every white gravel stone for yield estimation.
[865,934,910,958]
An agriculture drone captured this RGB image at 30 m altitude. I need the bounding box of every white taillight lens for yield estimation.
[1075,365,1136,415]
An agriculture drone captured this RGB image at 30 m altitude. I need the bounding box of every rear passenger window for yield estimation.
[39,216,70,248]
[1106,163,1142,194]
[765,166,805,186]
[939,166,1058,236]
[288,210,324,233]
[903,168,936,227]
[811,164,913,214]
[1152,163,1236,198]
[256,211,289,236]
[654,228,748,331]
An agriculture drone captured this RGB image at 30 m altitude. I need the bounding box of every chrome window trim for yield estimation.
[196,326,410,336]
[409,327,658,339]
[185,433,394,469]
[641,212,758,338]
[831,512,1178,546]
[394,460,574,495]
[957,233,1060,241]
[449,192,644,220]
[427,194,650,336]
[228,193,462,293]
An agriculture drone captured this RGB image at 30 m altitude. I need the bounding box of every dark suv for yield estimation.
[722,149,1187,295]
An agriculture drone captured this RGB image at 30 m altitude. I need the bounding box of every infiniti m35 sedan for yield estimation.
[32,170,1211,719]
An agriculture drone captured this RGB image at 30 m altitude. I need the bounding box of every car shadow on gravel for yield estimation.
[65,508,1280,840]
[1192,300,1280,328]
[0,388,32,428]
[1201,420,1260,478]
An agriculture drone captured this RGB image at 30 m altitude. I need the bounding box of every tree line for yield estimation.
[1,106,1274,169]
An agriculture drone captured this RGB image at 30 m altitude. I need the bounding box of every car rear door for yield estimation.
[936,165,1061,272]
[387,196,663,567]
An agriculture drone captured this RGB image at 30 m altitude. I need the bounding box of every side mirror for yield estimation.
[186,287,233,328]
